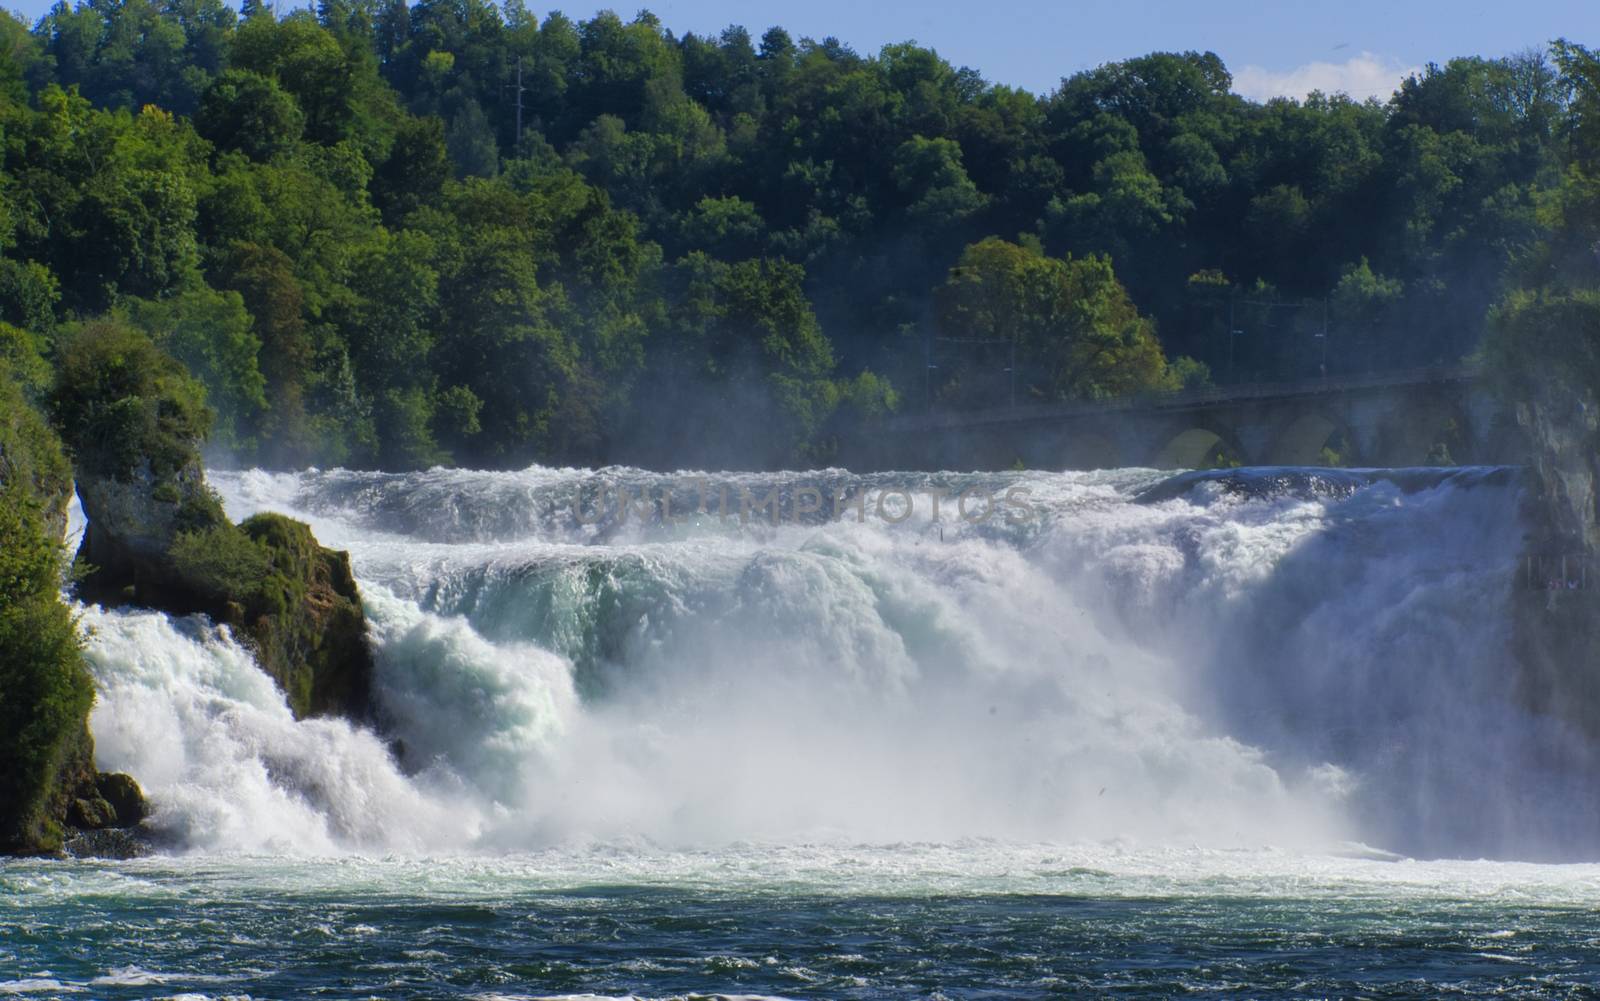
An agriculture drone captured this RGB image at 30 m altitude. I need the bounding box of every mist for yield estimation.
[60,463,1593,861]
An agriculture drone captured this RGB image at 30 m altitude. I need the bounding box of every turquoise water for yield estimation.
[7,847,1600,998]
[18,465,1600,997]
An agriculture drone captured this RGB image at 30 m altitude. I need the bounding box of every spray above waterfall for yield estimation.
[72,463,1600,860]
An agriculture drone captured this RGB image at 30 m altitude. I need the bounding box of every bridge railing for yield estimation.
[884,363,1481,432]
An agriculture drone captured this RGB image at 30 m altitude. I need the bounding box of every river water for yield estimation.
[6,464,1599,999]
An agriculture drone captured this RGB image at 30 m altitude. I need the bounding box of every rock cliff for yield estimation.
[0,363,148,855]
[56,323,375,721]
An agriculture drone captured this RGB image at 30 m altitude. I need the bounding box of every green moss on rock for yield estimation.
[170,513,374,719]
[0,357,147,855]
[55,323,376,723]
[96,772,149,826]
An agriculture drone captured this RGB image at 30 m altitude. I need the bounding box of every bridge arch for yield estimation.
[1149,424,1248,470]
[1267,412,1360,466]
[1059,430,1121,471]
[1375,394,1474,466]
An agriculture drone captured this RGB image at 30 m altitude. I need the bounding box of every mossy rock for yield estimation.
[0,367,101,855]
[96,772,149,827]
[162,513,374,720]
[230,514,373,720]
[68,794,116,830]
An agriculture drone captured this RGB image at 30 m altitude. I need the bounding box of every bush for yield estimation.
[0,594,92,852]
[0,323,52,398]
[1486,289,1600,403]
[0,362,72,518]
[0,483,64,601]
[0,367,93,853]
[50,320,212,480]
[168,523,274,607]
[167,512,324,620]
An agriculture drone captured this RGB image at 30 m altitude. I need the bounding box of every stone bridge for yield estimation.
[858,365,1515,471]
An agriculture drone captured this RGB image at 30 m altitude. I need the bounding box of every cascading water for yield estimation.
[71,464,1600,860]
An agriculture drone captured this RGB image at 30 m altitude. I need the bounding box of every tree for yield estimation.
[50,319,212,480]
[676,194,765,258]
[371,114,451,222]
[935,237,1172,404]
[0,359,93,855]
[891,134,986,225]
[195,69,304,160]
[212,242,315,465]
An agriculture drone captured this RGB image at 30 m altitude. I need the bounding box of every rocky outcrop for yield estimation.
[233,514,371,716]
[219,513,374,720]
[74,468,375,722]
[0,699,151,857]
[76,457,212,600]
[52,725,150,849]
[12,713,151,857]
[1516,387,1600,554]
[0,365,150,856]
[5,323,377,856]
[1510,387,1600,737]
[56,323,376,723]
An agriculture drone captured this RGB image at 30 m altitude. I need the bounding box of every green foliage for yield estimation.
[892,135,986,224]
[125,287,267,451]
[51,320,212,480]
[167,510,318,617]
[0,365,93,854]
[0,323,54,399]
[0,592,92,853]
[168,522,273,607]
[0,366,72,584]
[1488,289,1600,403]
[676,195,766,258]
[0,9,1595,468]
[1165,355,1213,391]
[1331,258,1404,326]
[0,259,61,332]
[196,69,304,160]
[3,91,209,310]
[1482,41,1600,434]
[934,237,1172,403]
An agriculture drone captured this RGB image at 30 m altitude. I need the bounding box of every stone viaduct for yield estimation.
[859,366,1515,471]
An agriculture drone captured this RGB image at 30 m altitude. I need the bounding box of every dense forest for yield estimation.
[0,1,1597,469]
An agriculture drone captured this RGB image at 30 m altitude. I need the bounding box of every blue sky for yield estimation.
[7,0,1597,100]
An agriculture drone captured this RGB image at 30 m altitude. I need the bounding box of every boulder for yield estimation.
[97,772,149,827]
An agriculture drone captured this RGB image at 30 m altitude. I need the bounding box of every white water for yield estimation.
[70,465,1600,860]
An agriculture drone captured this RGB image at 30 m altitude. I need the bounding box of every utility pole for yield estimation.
[1315,297,1328,379]
[1008,339,1016,408]
[507,56,526,149]
[1227,295,1236,385]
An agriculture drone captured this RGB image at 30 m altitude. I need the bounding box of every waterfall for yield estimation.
[72,464,1599,859]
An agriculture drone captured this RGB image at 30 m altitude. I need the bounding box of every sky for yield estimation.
[6,0,1597,101]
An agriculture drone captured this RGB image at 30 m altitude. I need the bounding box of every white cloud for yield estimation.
[1232,52,1421,103]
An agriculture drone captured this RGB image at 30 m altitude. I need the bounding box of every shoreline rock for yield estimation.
[1510,388,1600,736]
[74,464,376,721]
[54,322,377,723]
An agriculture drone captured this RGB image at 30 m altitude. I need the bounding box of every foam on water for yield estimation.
[69,464,1600,859]
[81,605,482,853]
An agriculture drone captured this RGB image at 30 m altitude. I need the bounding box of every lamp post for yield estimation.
[1004,339,1016,408]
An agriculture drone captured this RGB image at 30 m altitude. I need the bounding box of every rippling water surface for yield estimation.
[9,847,1600,999]
[10,463,1598,998]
